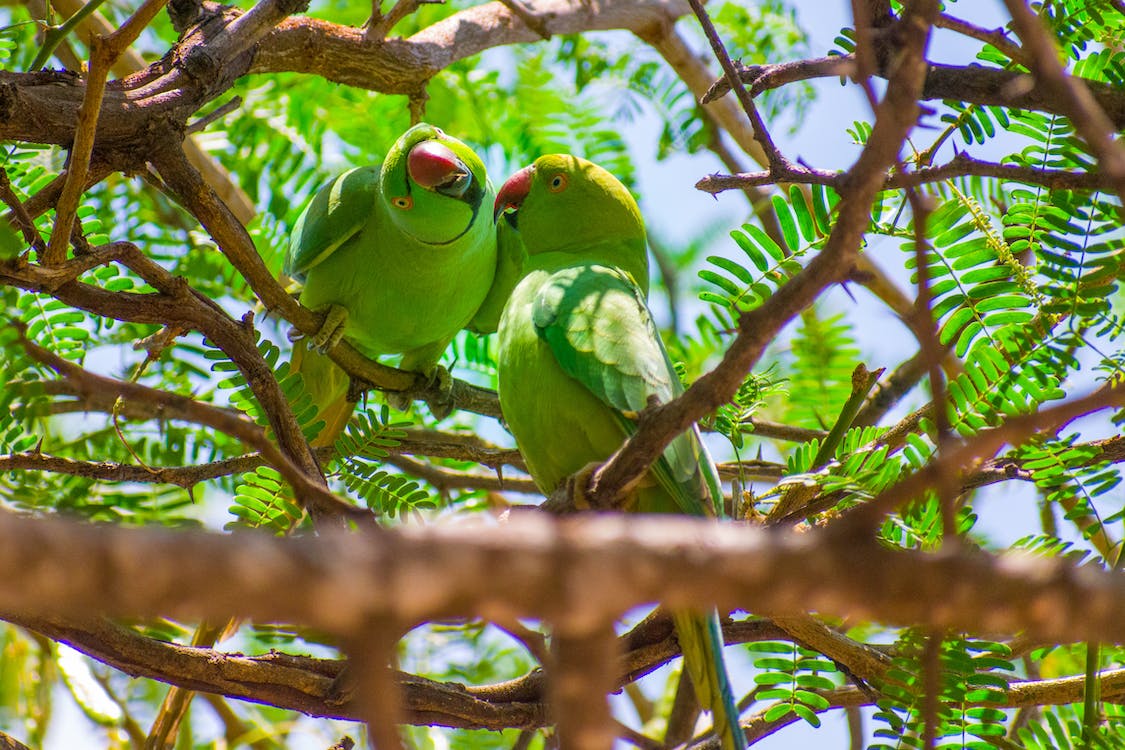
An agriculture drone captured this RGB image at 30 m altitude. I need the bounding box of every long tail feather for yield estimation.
[290,340,354,448]
[673,609,744,750]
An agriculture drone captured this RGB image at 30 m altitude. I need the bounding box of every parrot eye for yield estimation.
[392,196,413,210]
[548,174,568,192]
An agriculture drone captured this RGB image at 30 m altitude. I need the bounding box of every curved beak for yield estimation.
[408,141,471,198]
[494,165,534,223]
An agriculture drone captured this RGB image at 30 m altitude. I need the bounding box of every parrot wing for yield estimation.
[532,263,721,518]
[285,166,380,281]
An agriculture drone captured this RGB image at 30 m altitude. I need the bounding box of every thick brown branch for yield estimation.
[1,513,1124,649]
[4,612,782,729]
[0,1,691,150]
[255,0,689,93]
[12,608,1125,737]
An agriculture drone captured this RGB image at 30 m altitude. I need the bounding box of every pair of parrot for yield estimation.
[285,124,744,749]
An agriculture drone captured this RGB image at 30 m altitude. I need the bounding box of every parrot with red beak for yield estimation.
[493,154,745,749]
[284,124,496,438]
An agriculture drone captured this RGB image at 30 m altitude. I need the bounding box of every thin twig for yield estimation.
[696,152,1116,195]
[44,0,170,265]
[934,12,1027,65]
[0,451,264,489]
[855,347,951,428]
[905,188,957,540]
[367,0,442,40]
[185,96,243,135]
[838,383,1125,532]
[0,170,44,253]
[699,54,1125,130]
[768,364,883,522]
[685,0,787,170]
[13,325,364,521]
[384,455,539,495]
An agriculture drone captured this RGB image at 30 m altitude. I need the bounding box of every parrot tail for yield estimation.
[673,609,745,750]
[289,340,354,448]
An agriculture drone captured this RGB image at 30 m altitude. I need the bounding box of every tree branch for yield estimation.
[703,55,1125,131]
[838,383,1125,531]
[696,151,1118,195]
[1,512,1124,650]
[934,11,1027,65]
[3,611,782,728]
[12,323,363,521]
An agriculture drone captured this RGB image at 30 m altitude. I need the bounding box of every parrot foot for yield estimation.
[564,461,603,511]
[385,389,413,413]
[324,663,356,708]
[311,304,349,353]
[424,365,455,420]
[386,365,453,419]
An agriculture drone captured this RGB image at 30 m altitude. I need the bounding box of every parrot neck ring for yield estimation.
[408,141,473,199]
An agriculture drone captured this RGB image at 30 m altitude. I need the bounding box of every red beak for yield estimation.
[407,141,469,192]
[494,165,534,221]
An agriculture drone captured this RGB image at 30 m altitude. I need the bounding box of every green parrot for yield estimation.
[285,123,497,441]
[493,155,745,750]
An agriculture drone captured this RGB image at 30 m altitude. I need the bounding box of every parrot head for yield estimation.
[494,154,648,293]
[381,123,492,245]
